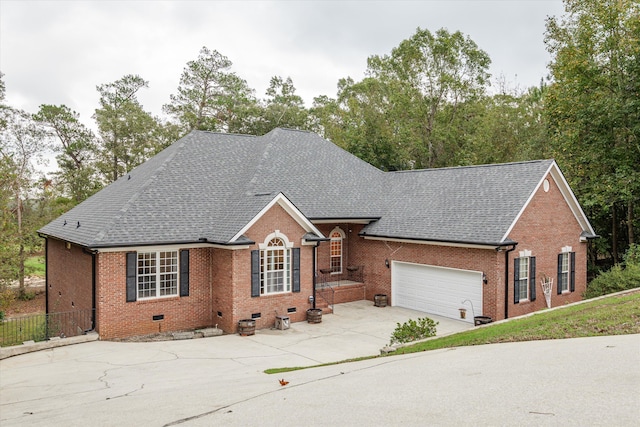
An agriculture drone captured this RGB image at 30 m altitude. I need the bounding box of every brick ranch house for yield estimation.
[38,128,596,339]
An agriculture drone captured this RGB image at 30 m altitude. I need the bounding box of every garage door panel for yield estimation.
[392,262,482,323]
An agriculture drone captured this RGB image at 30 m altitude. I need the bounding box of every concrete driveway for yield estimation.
[1,302,638,426]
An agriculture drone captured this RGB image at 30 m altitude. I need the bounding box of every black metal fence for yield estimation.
[0,309,94,347]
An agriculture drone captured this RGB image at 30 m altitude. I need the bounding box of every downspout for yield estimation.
[312,243,318,310]
[83,247,98,331]
[44,238,49,314]
[504,243,517,320]
[91,252,96,330]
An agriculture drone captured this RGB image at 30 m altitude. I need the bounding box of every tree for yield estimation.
[367,27,492,168]
[34,105,100,202]
[262,76,310,131]
[93,74,160,182]
[465,81,549,165]
[249,76,312,135]
[312,28,491,170]
[314,76,414,171]
[0,103,49,296]
[545,0,640,263]
[163,46,257,133]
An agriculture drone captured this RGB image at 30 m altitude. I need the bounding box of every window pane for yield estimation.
[159,251,178,296]
[261,237,291,294]
[137,251,177,299]
[560,253,569,291]
[518,257,529,300]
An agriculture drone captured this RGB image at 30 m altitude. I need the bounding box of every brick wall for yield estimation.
[504,173,587,318]
[46,238,93,314]
[222,203,316,332]
[353,237,500,317]
[62,171,587,339]
[95,247,213,339]
[311,171,587,322]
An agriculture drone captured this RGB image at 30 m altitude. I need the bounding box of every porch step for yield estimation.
[314,299,333,314]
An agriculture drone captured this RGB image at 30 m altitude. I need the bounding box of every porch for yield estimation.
[315,266,366,313]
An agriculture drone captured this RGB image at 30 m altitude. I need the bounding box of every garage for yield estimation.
[391,261,483,323]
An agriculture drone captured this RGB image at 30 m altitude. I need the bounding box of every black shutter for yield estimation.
[570,252,576,292]
[292,247,300,293]
[529,256,536,301]
[557,253,563,295]
[513,258,520,304]
[180,250,189,297]
[126,252,137,302]
[251,250,260,297]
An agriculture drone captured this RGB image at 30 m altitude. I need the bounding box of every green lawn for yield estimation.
[25,256,46,277]
[265,290,640,374]
[393,291,640,355]
[0,314,47,347]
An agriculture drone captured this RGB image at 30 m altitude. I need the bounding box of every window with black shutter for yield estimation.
[514,255,535,303]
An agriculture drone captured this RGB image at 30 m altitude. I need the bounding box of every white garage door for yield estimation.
[392,261,482,323]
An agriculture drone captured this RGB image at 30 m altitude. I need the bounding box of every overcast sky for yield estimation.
[1,0,566,128]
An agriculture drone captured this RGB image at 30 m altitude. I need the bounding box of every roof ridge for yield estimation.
[388,159,553,174]
[194,130,257,138]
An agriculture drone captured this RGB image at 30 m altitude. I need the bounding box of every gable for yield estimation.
[362,160,561,246]
[231,193,324,244]
[501,162,596,242]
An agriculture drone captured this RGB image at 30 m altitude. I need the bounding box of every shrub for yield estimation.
[18,291,36,301]
[584,259,640,299]
[0,287,15,311]
[623,244,640,267]
[390,317,438,345]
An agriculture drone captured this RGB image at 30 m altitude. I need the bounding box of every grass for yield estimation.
[265,290,640,374]
[25,255,46,277]
[0,313,47,347]
[393,291,640,355]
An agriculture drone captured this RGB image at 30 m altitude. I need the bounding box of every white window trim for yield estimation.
[259,230,294,249]
[518,256,530,302]
[329,227,345,275]
[259,231,292,295]
[559,252,570,293]
[137,250,179,300]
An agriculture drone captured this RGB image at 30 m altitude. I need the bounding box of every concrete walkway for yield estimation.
[248,300,473,366]
[2,302,637,426]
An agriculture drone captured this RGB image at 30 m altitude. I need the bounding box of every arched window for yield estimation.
[330,228,345,274]
[260,234,291,294]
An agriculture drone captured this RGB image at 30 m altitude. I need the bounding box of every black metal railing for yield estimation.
[316,271,335,311]
[0,309,94,347]
[318,265,364,286]
[346,265,364,283]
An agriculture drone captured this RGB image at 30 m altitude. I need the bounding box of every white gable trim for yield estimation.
[500,161,596,242]
[229,193,325,243]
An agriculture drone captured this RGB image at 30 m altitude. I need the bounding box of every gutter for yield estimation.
[37,233,255,250]
[361,231,516,249]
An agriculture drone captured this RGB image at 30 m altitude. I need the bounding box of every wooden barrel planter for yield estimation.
[238,319,256,336]
[307,308,323,324]
[374,294,387,307]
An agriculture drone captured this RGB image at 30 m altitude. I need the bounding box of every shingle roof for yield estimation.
[362,160,555,245]
[39,129,579,248]
[39,129,384,248]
